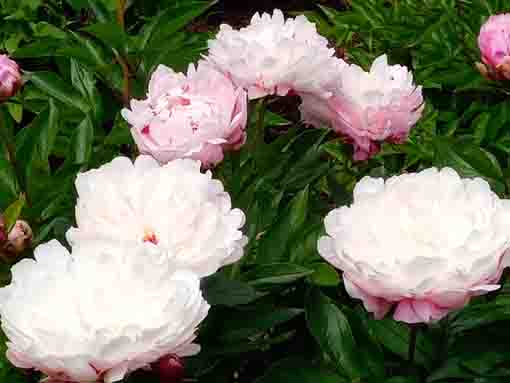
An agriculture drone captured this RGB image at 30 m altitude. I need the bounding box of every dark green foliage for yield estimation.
[0,1,509,382]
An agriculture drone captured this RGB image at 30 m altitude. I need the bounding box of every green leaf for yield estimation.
[104,113,133,146]
[15,99,60,198]
[202,273,260,307]
[369,318,435,369]
[255,358,347,383]
[243,263,313,286]
[307,263,340,287]
[2,194,25,231]
[29,72,90,113]
[0,159,19,210]
[82,22,128,55]
[472,112,490,145]
[219,307,303,342]
[6,103,22,124]
[305,288,363,379]
[69,115,94,165]
[85,0,112,23]
[140,0,217,50]
[433,137,504,186]
[257,186,309,263]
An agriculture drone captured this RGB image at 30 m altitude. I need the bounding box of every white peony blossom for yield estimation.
[207,9,345,99]
[66,156,247,277]
[0,240,209,382]
[318,167,510,323]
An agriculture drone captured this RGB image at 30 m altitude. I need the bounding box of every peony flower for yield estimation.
[3,220,32,257]
[207,9,345,99]
[0,55,21,102]
[0,239,209,382]
[66,156,247,277]
[121,61,247,168]
[299,55,424,160]
[318,167,510,324]
[477,13,510,80]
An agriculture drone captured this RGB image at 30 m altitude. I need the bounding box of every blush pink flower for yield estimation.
[318,168,510,324]
[299,55,423,160]
[207,9,344,99]
[121,61,247,168]
[477,14,510,80]
[0,55,21,102]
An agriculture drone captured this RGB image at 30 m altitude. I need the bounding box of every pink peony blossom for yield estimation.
[478,14,510,80]
[318,168,510,324]
[0,55,21,102]
[299,55,423,160]
[121,61,247,168]
[207,9,344,99]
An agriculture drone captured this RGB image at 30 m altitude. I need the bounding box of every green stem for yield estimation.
[250,98,267,155]
[408,324,418,364]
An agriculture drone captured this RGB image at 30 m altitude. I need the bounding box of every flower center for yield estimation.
[150,86,217,134]
[143,230,158,245]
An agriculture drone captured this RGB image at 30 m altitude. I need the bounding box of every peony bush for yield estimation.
[0,1,510,383]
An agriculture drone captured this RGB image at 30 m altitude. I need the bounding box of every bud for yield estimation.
[2,220,32,257]
[478,14,510,80]
[0,55,22,102]
[0,215,7,244]
[153,354,184,383]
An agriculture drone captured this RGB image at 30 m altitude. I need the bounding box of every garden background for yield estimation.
[0,0,510,382]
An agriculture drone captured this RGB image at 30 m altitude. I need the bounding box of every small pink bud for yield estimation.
[153,354,184,383]
[478,14,510,80]
[3,220,32,257]
[0,55,22,102]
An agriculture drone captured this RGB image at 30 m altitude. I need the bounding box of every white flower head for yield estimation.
[318,167,510,323]
[66,156,247,277]
[0,240,209,382]
[207,9,345,99]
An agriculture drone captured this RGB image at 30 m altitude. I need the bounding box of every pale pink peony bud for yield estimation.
[478,14,510,80]
[121,61,247,168]
[0,55,21,102]
[300,55,424,161]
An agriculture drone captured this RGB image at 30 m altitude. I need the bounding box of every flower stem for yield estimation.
[116,0,126,29]
[251,98,267,155]
[408,324,418,364]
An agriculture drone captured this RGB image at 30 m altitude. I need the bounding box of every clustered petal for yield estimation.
[67,156,247,278]
[318,168,510,323]
[0,240,209,382]
[122,61,247,168]
[299,55,424,160]
[207,9,344,99]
